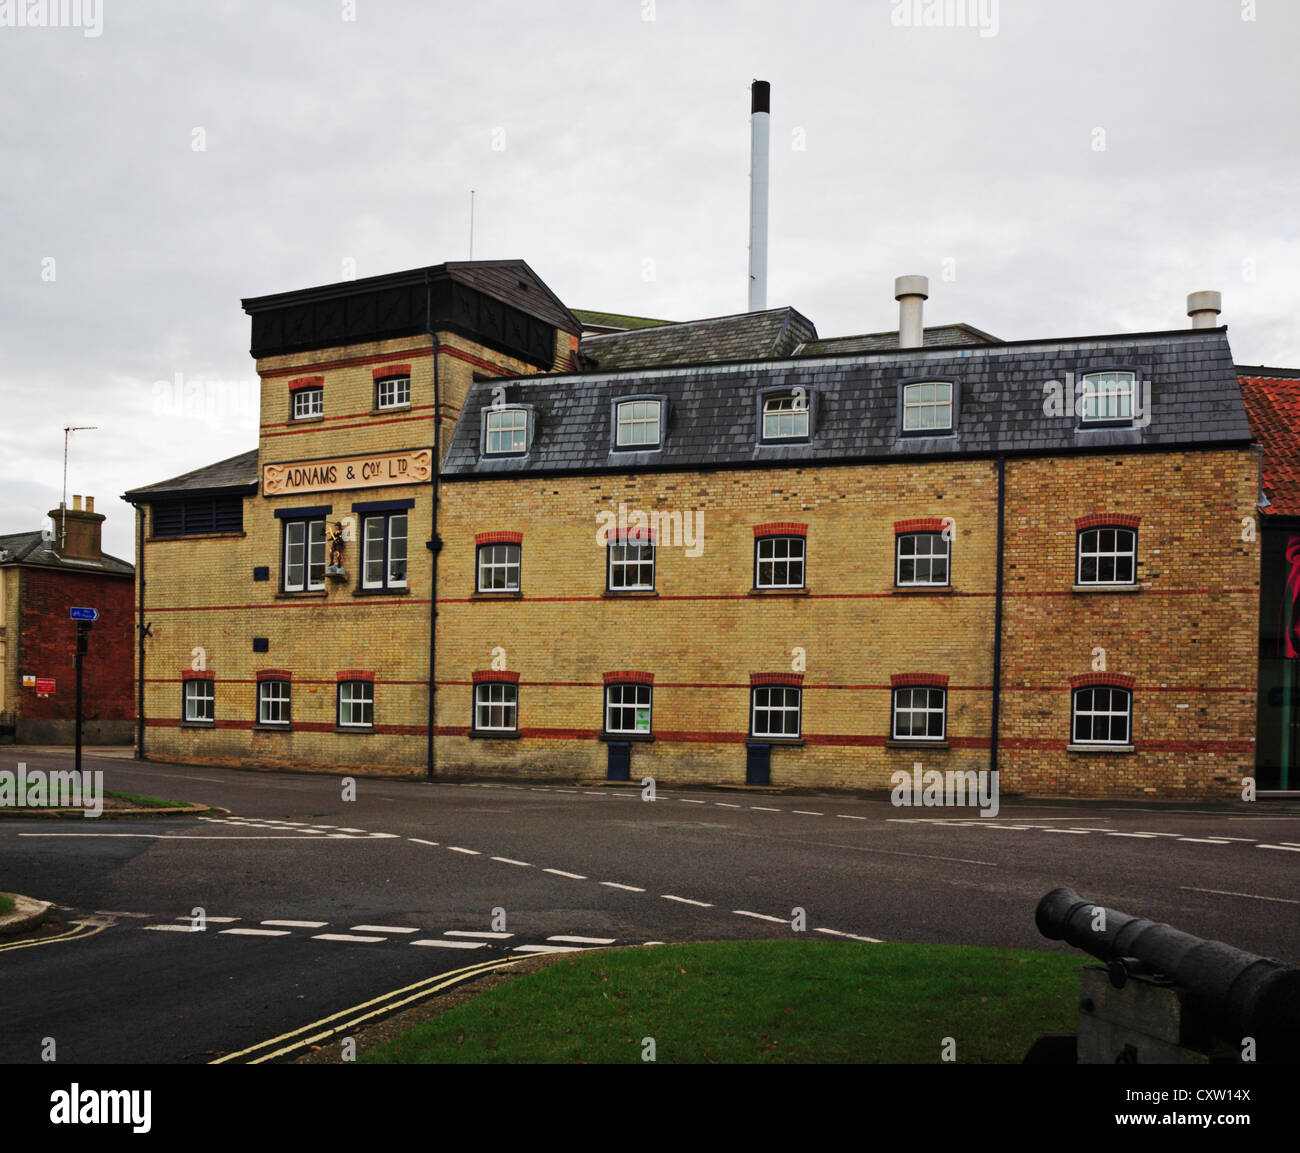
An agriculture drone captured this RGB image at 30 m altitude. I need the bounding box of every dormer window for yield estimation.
[1080,372,1137,425]
[484,407,530,456]
[614,399,662,450]
[761,393,809,441]
[902,381,953,433]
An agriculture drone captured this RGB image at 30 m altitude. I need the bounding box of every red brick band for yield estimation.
[260,347,432,380]
[255,669,292,681]
[181,669,214,680]
[288,376,324,391]
[604,670,654,685]
[476,531,524,545]
[611,529,658,544]
[373,364,412,380]
[890,673,950,688]
[1069,672,1136,690]
[1075,513,1141,530]
[750,672,804,687]
[754,522,808,538]
[472,669,520,683]
[894,518,946,534]
[337,669,375,682]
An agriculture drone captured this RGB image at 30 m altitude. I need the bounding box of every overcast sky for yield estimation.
[2,0,1297,561]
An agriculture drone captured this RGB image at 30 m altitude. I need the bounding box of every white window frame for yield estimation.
[892,686,947,741]
[1076,527,1137,586]
[474,682,518,732]
[183,679,214,724]
[376,375,411,410]
[896,532,951,587]
[755,536,806,589]
[338,680,374,728]
[614,399,662,449]
[292,387,323,420]
[258,680,291,726]
[750,685,801,738]
[362,512,408,590]
[762,393,809,440]
[1072,686,1132,745]
[607,540,655,591]
[605,683,652,735]
[283,518,326,592]
[902,382,953,433]
[477,543,521,592]
[484,408,529,455]
[1080,372,1136,424]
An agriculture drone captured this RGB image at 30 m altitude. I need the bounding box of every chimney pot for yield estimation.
[86,496,95,513]
[72,494,82,511]
[895,275,930,349]
[1187,290,1222,329]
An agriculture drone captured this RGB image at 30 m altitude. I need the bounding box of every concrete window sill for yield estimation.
[352,587,410,597]
[885,739,950,749]
[754,737,804,747]
[1072,584,1141,594]
[749,588,810,597]
[252,724,292,733]
[471,591,523,600]
[600,732,654,742]
[892,586,954,595]
[470,730,522,740]
[179,721,215,730]
[334,727,375,735]
[275,591,327,600]
[603,590,658,598]
[1066,743,1135,754]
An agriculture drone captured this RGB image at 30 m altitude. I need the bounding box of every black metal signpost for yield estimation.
[70,607,97,782]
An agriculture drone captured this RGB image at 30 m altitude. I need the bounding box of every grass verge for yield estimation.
[104,791,190,808]
[361,940,1080,1064]
[0,894,13,916]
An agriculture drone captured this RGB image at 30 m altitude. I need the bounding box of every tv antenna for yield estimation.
[60,425,97,548]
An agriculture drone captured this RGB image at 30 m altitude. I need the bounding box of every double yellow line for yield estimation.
[0,919,106,953]
[211,954,526,1064]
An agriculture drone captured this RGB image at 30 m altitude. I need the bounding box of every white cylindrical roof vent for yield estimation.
[748,80,770,313]
[895,275,929,349]
[1187,290,1222,329]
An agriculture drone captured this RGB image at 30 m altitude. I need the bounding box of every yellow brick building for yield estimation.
[125,261,1262,799]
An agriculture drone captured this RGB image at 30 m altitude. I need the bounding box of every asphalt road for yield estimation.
[2,747,1298,1064]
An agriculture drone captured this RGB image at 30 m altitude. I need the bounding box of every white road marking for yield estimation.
[1181,886,1300,904]
[1210,836,1258,842]
[352,925,420,934]
[221,928,291,937]
[513,944,583,953]
[750,806,780,812]
[1259,844,1300,852]
[547,935,617,945]
[142,924,203,933]
[792,810,824,816]
[175,915,239,923]
[814,927,884,943]
[408,838,439,847]
[337,828,367,834]
[733,910,788,924]
[836,814,867,821]
[312,933,387,943]
[490,856,532,867]
[662,895,713,907]
[447,846,481,855]
[544,868,587,879]
[19,833,332,841]
[369,832,400,839]
[600,882,645,892]
[93,910,152,918]
[1176,838,1231,845]
[680,799,707,804]
[410,939,486,949]
[262,919,328,928]
[1106,832,1158,838]
[443,930,513,939]
[1043,829,1093,834]
[715,803,741,808]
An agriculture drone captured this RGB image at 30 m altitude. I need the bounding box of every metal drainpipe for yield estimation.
[133,501,146,759]
[990,454,1006,777]
[425,275,441,781]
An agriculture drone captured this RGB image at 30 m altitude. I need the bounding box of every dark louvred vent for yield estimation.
[152,496,244,537]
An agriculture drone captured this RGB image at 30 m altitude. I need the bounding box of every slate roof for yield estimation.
[796,323,1001,356]
[443,328,1253,480]
[579,307,818,370]
[1238,366,1300,517]
[0,530,133,576]
[572,309,674,332]
[123,449,259,500]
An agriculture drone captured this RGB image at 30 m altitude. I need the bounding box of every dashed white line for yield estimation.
[544,868,587,879]
[142,924,203,933]
[221,928,291,937]
[680,799,707,805]
[600,882,645,892]
[835,814,867,821]
[548,935,617,945]
[261,920,328,929]
[514,944,583,953]
[715,803,741,808]
[1176,838,1231,845]
[1043,829,1093,834]
[1180,886,1300,904]
[490,856,533,867]
[792,810,824,817]
[175,915,240,923]
[352,925,419,934]
[733,910,788,924]
[410,939,486,949]
[750,806,780,812]
[447,846,481,855]
[312,933,387,944]
[1106,832,1158,838]
[814,927,885,943]
[443,930,514,939]
[408,838,439,847]
[1259,844,1300,853]
[662,895,713,907]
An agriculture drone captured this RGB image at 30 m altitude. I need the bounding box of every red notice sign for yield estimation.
[35,678,56,694]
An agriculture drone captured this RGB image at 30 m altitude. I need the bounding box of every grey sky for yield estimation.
[2,0,1297,561]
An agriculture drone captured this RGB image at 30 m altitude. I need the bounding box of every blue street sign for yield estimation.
[70,607,98,622]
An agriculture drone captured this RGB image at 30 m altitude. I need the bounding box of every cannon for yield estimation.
[1034,887,1300,1063]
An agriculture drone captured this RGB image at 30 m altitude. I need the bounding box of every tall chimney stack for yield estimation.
[895,275,929,349]
[1187,290,1222,329]
[748,79,770,313]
